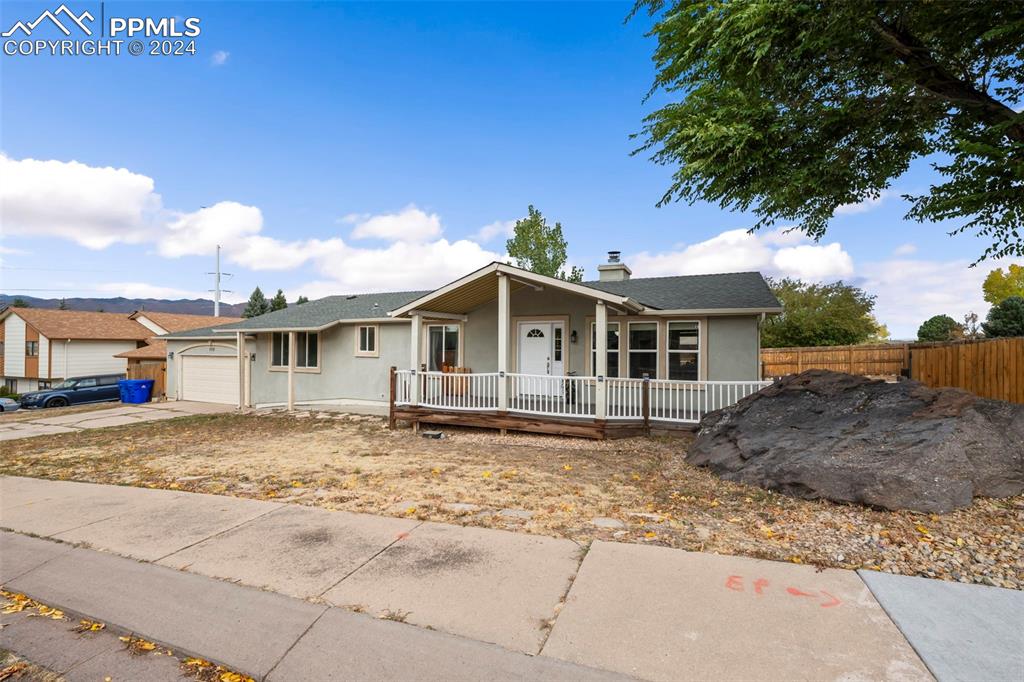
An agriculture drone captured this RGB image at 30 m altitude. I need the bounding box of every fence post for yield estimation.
[388,366,397,430]
[797,348,803,373]
[642,374,651,435]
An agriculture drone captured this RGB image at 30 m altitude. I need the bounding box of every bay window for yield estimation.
[667,321,699,381]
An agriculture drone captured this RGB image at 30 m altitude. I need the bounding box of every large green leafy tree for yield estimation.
[982,296,1024,337]
[506,206,584,282]
[632,0,1024,262]
[982,265,1024,304]
[761,278,881,347]
[917,314,963,342]
[270,289,288,312]
[243,287,270,318]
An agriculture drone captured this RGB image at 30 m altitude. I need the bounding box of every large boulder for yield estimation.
[688,370,1024,512]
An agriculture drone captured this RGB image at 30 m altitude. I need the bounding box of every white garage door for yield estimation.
[181,355,239,405]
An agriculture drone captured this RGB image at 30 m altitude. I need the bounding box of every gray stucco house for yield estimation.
[161,255,780,435]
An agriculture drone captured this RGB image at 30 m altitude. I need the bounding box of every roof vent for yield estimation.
[346,295,358,300]
[598,250,631,282]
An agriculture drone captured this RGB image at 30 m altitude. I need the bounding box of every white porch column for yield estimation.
[595,300,607,420]
[497,272,510,411]
[410,313,422,405]
[287,331,296,412]
[237,332,245,409]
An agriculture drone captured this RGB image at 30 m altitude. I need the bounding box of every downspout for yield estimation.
[758,313,765,380]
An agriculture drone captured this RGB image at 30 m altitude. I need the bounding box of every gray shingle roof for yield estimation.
[159,321,247,339]
[166,272,778,335]
[206,291,430,332]
[584,272,780,311]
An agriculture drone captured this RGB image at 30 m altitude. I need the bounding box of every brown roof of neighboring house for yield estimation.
[131,311,243,333]
[5,308,152,341]
[114,339,168,360]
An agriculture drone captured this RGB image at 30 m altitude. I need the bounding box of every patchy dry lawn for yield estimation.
[1,411,1021,589]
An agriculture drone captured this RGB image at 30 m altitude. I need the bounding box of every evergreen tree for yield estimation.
[917,315,963,342]
[58,298,68,310]
[270,289,288,311]
[296,295,309,305]
[981,296,1024,338]
[10,297,29,308]
[243,287,271,318]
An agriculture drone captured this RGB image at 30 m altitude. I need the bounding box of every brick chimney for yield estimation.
[597,250,631,282]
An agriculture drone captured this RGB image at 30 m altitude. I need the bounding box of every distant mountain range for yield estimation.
[0,294,246,316]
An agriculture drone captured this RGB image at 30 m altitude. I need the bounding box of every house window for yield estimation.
[356,325,378,357]
[553,326,563,362]
[4,378,17,393]
[667,321,700,381]
[37,380,51,390]
[295,332,318,369]
[427,324,459,371]
[590,322,620,377]
[271,332,290,367]
[628,322,658,379]
[271,332,319,369]
[25,341,38,357]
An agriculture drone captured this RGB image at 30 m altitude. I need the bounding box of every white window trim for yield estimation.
[355,324,380,358]
[588,321,621,378]
[269,331,322,373]
[666,319,701,382]
[626,320,659,379]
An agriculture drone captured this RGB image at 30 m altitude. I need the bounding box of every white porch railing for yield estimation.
[508,373,597,417]
[394,370,771,424]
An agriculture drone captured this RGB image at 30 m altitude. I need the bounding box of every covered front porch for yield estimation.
[386,263,770,438]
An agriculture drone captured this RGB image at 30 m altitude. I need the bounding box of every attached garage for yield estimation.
[180,354,239,405]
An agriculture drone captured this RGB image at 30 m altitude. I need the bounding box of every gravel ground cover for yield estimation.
[1,411,1020,590]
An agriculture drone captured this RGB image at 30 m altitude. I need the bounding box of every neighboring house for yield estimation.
[0,309,152,393]
[113,312,243,398]
[162,255,782,435]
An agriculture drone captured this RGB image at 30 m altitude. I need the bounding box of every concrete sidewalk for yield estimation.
[0,400,234,441]
[2,476,1021,681]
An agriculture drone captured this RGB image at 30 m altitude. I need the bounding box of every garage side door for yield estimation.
[181,355,238,405]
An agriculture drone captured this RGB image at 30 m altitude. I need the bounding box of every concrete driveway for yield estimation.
[0,401,234,441]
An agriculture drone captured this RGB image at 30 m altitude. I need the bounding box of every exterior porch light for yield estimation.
[570,329,578,344]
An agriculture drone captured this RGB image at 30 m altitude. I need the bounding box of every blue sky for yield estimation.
[1,1,1019,337]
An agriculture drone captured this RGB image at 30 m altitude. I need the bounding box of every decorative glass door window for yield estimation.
[628,322,658,378]
[667,321,699,381]
[428,324,460,371]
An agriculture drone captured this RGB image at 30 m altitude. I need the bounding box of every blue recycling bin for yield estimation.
[119,379,155,404]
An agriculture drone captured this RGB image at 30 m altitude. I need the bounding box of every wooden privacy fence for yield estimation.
[761,343,909,379]
[910,337,1023,404]
[126,362,166,399]
[761,337,1024,404]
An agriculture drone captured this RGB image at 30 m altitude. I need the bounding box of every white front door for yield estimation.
[517,321,565,396]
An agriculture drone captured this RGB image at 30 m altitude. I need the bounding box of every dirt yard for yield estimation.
[1,411,1021,590]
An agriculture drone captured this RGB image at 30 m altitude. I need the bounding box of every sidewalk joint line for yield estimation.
[0,536,75,584]
[316,521,425,598]
[153,505,289,564]
[262,605,330,682]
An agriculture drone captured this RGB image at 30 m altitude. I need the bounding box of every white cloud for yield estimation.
[0,244,28,255]
[210,50,229,66]
[92,281,243,304]
[0,154,160,249]
[473,219,516,243]
[629,228,854,281]
[834,190,893,215]
[158,201,263,258]
[349,205,442,242]
[856,258,1024,339]
[893,243,917,256]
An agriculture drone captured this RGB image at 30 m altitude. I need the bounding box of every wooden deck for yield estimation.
[390,405,693,439]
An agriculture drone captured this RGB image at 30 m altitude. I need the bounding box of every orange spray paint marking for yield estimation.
[753,578,769,595]
[725,575,744,592]
[818,590,841,608]
[786,587,816,598]
[395,532,410,541]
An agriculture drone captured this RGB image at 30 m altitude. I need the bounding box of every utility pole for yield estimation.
[208,245,232,317]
